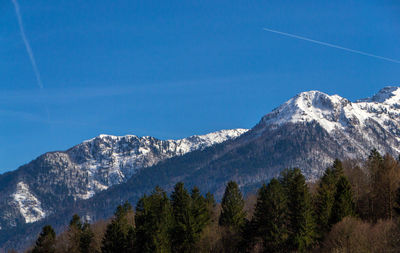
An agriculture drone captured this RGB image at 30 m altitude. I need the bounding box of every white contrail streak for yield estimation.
[11,0,44,88]
[263,27,400,64]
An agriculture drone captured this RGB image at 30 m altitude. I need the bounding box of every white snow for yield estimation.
[69,128,248,200]
[262,87,400,134]
[260,86,400,157]
[11,182,46,223]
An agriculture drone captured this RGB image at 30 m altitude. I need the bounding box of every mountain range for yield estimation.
[1,86,400,251]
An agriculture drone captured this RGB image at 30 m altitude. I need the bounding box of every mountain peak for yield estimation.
[261,90,349,132]
[260,87,400,139]
[359,86,400,104]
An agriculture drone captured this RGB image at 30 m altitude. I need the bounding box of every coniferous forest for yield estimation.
[26,150,400,253]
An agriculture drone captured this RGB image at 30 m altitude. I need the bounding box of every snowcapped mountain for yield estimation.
[66,129,248,199]
[0,129,247,231]
[75,87,400,215]
[2,87,400,251]
[257,86,400,178]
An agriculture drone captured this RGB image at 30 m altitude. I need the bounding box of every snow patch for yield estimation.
[12,182,46,223]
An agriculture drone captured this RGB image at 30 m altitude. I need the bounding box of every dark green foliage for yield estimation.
[191,187,211,239]
[70,214,83,230]
[280,168,316,252]
[315,168,337,235]
[330,176,355,224]
[314,160,344,236]
[101,201,133,253]
[67,214,94,253]
[134,186,172,253]
[369,148,383,164]
[170,182,197,253]
[205,192,216,219]
[68,214,83,253]
[252,179,288,252]
[80,223,94,253]
[395,187,400,215]
[219,181,246,230]
[238,219,259,253]
[332,159,344,178]
[32,225,56,253]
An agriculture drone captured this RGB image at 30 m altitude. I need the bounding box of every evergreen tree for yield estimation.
[66,214,95,253]
[68,214,83,253]
[394,186,400,215]
[219,181,246,230]
[80,223,94,253]
[332,159,344,178]
[314,159,344,236]
[134,186,172,253]
[170,182,195,253]
[101,201,134,253]
[330,176,355,224]
[315,168,336,235]
[191,187,211,240]
[205,192,216,221]
[252,178,288,252]
[32,225,56,253]
[280,168,315,252]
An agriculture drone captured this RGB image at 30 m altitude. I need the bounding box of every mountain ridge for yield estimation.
[0,129,247,232]
[1,86,400,251]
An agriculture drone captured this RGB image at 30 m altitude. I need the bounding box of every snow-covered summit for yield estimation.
[261,90,350,132]
[261,87,400,132]
[259,87,400,160]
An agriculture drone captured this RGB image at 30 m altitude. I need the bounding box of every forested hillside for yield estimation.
[24,150,400,253]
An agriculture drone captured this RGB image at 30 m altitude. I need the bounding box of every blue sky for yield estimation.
[1,0,399,173]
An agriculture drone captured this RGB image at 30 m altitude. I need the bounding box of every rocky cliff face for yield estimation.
[0,129,247,231]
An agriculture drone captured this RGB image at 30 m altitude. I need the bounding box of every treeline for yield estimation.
[25,150,400,252]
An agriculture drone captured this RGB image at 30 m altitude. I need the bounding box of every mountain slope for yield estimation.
[71,86,400,215]
[2,86,400,251]
[0,129,247,232]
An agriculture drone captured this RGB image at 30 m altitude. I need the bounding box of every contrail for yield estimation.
[11,0,44,88]
[263,27,400,64]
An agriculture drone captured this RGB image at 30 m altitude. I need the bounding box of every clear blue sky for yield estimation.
[1,0,399,173]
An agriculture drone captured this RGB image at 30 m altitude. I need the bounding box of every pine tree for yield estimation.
[68,214,83,253]
[252,178,288,252]
[330,176,355,224]
[80,223,94,253]
[101,201,134,253]
[219,181,246,230]
[191,187,211,241]
[394,186,400,215]
[315,168,336,236]
[134,186,172,253]
[332,159,344,178]
[32,225,56,253]
[280,168,315,252]
[170,182,195,253]
[205,192,216,221]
